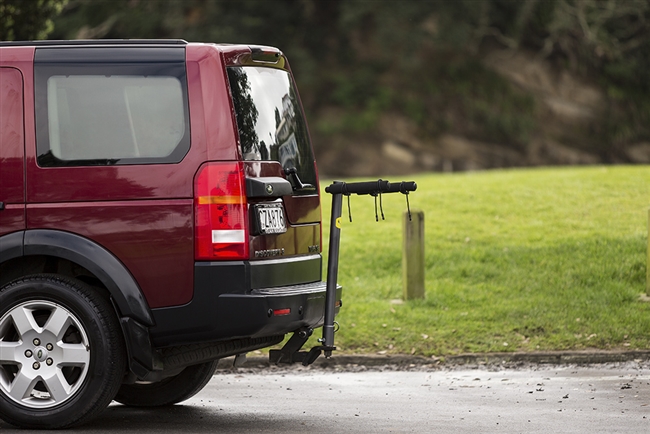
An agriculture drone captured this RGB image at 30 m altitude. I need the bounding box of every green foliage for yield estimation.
[404,57,536,148]
[319,67,394,133]
[548,1,650,150]
[0,0,68,41]
[38,0,650,157]
[313,166,650,355]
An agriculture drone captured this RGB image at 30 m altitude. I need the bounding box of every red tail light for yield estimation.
[195,162,249,260]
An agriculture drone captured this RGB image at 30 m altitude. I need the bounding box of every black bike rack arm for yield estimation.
[270,179,417,366]
[320,181,345,356]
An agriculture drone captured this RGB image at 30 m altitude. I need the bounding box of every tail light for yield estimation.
[195,162,249,260]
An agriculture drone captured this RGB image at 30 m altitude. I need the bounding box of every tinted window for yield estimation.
[227,66,316,191]
[35,52,189,166]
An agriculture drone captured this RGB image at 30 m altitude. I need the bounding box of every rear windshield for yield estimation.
[227,66,317,192]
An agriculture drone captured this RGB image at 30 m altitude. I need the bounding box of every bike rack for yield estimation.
[270,179,417,366]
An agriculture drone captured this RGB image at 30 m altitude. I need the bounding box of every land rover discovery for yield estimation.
[0,39,340,429]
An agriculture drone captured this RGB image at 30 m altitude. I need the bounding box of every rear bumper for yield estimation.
[149,257,341,348]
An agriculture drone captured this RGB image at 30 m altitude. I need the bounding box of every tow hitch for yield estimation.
[269,179,417,366]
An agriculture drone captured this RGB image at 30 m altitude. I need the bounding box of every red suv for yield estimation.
[0,40,340,429]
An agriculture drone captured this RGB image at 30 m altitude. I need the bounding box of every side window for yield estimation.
[46,76,184,161]
[35,49,190,166]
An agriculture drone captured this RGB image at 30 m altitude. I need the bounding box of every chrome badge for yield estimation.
[254,248,285,258]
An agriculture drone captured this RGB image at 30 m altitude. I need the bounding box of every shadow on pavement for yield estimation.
[1,404,313,433]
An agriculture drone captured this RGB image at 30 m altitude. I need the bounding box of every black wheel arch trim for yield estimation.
[0,231,24,261]
[6,229,155,326]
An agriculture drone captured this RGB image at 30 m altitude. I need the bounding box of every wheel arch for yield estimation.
[0,229,154,327]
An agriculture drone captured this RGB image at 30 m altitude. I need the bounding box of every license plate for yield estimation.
[255,204,287,235]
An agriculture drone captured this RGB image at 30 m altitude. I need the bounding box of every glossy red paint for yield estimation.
[2,43,322,308]
[0,67,25,236]
[1,49,33,237]
[26,200,194,307]
[21,46,236,308]
[227,45,322,252]
[0,41,335,429]
[186,45,240,162]
[188,44,320,275]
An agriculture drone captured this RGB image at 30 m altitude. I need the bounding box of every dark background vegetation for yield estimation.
[3,0,650,176]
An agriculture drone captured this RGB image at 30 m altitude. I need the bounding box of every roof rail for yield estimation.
[0,39,189,47]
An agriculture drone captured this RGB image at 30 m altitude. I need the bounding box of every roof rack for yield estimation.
[0,39,189,47]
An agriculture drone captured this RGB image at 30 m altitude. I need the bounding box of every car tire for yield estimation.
[0,274,126,429]
[114,360,218,407]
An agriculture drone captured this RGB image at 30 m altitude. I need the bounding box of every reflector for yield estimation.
[273,308,291,316]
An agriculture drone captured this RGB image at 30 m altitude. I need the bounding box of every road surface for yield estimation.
[1,360,649,433]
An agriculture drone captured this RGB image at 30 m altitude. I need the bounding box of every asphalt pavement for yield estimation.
[2,353,649,433]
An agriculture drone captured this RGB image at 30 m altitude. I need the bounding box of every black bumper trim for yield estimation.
[149,261,340,348]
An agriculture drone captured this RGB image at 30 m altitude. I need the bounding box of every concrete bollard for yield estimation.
[403,209,425,300]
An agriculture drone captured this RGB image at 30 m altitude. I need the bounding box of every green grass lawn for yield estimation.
[314,166,650,356]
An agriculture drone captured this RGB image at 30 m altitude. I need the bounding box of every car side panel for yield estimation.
[0,67,26,236]
[24,48,211,309]
[186,45,240,162]
[25,201,194,308]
